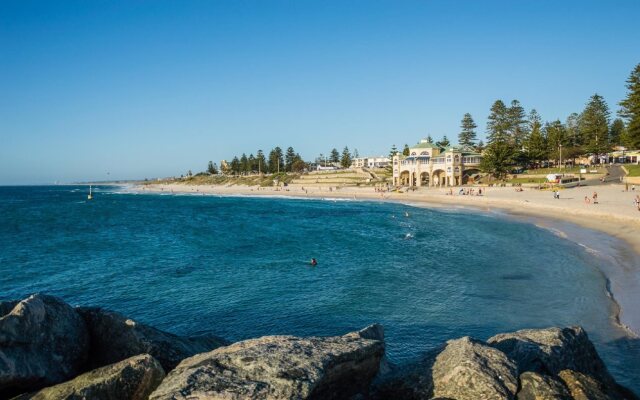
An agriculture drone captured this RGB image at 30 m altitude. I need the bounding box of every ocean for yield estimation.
[1,185,639,391]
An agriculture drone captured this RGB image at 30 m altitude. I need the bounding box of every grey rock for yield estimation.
[77,307,229,371]
[557,369,616,400]
[149,324,385,400]
[374,336,518,400]
[0,294,89,395]
[12,354,165,400]
[488,326,612,384]
[516,371,571,400]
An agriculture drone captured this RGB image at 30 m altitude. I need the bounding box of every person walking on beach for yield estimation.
[592,191,598,204]
[584,196,590,204]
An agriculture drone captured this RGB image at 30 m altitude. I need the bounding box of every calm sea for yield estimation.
[1,185,639,391]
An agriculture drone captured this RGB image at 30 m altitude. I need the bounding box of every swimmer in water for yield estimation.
[310,258,318,266]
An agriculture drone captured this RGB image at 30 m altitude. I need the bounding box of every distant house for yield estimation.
[392,138,483,187]
[350,156,390,169]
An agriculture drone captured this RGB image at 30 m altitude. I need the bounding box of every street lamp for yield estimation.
[559,144,563,172]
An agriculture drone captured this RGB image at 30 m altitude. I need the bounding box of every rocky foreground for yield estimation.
[0,294,637,400]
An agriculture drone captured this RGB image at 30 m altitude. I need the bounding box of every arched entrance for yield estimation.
[420,172,430,186]
[432,169,446,187]
[400,170,411,186]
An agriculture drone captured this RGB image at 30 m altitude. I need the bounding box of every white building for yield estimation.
[392,139,483,187]
[351,156,390,169]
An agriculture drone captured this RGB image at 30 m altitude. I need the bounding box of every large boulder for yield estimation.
[374,336,518,400]
[487,327,612,383]
[516,371,572,400]
[557,369,616,400]
[149,324,385,400]
[0,294,89,395]
[77,307,229,371]
[12,354,165,400]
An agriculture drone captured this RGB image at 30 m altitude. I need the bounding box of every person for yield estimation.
[310,258,318,266]
[592,192,598,204]
[584,196,590,204]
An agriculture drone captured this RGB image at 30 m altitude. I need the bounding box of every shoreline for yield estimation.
[130,182,640,337]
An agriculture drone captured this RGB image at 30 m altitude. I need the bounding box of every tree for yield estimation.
[609,118,626,147]
[545,120,567,166]
[402,144,410,156]
[386,144,398,173]
[436,136,450,148]
[475,140,485,152]
[248,154,256,173]
[486,100,510,145]
[341,146,352,168]
[285,147,296,172]
[480,142,514,179]
[426,135,434,143]
[566,113,582,147]
[353,148,360,158]
[619,63,640,149]
[230,157,240,175]
[330,148,340,164]
[580,94,610,158]
[507,100,529,147]
[525,110,547,166]
[240,153,249,174]
[268,147,284,173]
[256,150,266,174]
[459,113,477,147]
[207,161,218,175]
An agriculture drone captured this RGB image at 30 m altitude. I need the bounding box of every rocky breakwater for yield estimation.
[0,293,637,400]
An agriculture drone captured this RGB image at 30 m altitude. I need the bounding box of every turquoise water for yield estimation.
[1,185,639,391]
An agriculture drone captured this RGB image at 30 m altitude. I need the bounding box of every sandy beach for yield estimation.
[137,181,640,336]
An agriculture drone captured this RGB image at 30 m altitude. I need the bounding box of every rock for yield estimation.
[0,294,89,395]
[557,369,616,400]
[149,324,385,400]
[374,336,518,400]
[488,327,613,384]
[516,371,571,400]
[12,354,165,400]
[77,307,229,371]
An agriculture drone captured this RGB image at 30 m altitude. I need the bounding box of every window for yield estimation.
[411,152,417,156]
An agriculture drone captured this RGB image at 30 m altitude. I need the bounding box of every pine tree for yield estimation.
[507,100,529,147]
[565,113,582,147]
[580,94,610,157]
[436,136,450,148]
[240,153,249,174]
[248,154,256,173]
[475,140,485,152]
[285,147,296,172]
[230,157,240,175]
[268,148,283,173]
[486,100,510,145]
[480,142,514,179]
[609,119,626,147]
[353,148,360,158]
[459,113,477,147]
[525,110,547,166]
[340,146,352,168]
[545,121,567,165]
[402,144,410,156]
[256,150,266,174]
[619,63,640,149]
[207,161,218,175]
[426,135,434,143]
[330,148,340,164]
[386,145,398,173]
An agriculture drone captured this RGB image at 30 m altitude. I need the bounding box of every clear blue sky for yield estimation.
[1,0,639,184]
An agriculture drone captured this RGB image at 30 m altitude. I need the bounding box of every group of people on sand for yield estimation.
[447,188,482,196]
[584,191,598,204]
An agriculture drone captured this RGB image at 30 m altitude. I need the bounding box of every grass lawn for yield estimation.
[522,166,603,175]
[506,177,548,184]
[625,164,640,177]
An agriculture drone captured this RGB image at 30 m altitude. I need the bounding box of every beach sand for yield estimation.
[137,182,640,335]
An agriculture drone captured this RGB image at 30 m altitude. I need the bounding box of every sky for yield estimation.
[1,1,639,184]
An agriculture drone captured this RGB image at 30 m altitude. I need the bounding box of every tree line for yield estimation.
[206,145,358,176]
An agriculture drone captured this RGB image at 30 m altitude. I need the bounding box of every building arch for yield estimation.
[420,171,430,186]
[399,170,411,186]
[432,169,446,187]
